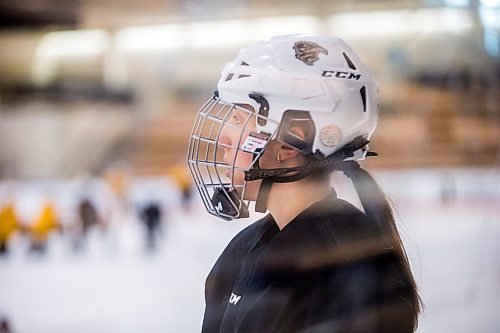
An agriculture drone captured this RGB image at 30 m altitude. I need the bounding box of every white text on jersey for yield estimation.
[229,293,241,305]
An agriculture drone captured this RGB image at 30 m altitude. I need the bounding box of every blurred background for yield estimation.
[0,0,499,332]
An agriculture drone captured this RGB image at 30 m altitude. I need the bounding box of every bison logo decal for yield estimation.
[293,41,328,66]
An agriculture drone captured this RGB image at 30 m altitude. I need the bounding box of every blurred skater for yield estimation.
[104,161,133,214]
[169,165,193,211]
[440,171,457,205]
[29,200,60,254]
[0,316,13,333]
[73,197,103,251]
[0,201,21,255]
[138,201,164,252]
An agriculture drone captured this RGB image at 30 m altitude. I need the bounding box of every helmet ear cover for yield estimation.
[276,110,316,154]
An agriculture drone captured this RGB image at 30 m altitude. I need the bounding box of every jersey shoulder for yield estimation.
[263,197,388,271]
[321,197,382,242]
[319,197,390,260]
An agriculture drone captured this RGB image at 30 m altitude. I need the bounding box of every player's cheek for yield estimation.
[234,150,253,169]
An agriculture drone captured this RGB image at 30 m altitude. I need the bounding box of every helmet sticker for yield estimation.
[293,41,328,66]
[242,132,271,153]
[320,125,342,147]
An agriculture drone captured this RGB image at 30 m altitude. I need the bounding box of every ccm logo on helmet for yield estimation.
[322,71,361,80]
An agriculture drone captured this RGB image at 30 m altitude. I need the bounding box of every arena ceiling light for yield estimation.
[479,1,500,29]
[31,29,109,85]
[115,15,319,53]
[327,8,474,38]
[185,19,250,49]
[115,24,184,53]
[480,0,500,7]
[445,0,470,7]
[35,29,110,58]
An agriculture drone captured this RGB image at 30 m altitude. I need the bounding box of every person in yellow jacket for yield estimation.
[169,164,193,210]
[0,202,20,255]
[30,201,60,253]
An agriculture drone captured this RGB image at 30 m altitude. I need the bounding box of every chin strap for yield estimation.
[255,179,273,213]
[336,160,361,178]
[247,136,377,213]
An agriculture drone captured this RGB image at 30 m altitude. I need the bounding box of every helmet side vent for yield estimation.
[342,52,357,70]
[360,86,367,112]
[223,62,251,81]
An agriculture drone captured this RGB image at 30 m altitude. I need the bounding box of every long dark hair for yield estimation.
[339,161,423,331]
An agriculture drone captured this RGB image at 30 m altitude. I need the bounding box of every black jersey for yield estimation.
[202,191,415,333]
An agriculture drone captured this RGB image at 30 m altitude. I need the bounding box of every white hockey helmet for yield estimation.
[188,34,380,220]
[218,34,379,158]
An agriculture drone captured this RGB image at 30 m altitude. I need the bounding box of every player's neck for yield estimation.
[267,178,330,230]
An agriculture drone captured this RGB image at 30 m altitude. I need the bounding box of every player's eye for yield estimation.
[230,113,240,126]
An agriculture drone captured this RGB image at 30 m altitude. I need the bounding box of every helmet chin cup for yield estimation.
[211,187,250,220]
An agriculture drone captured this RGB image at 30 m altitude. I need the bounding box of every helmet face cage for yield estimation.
[187,95,278,220]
